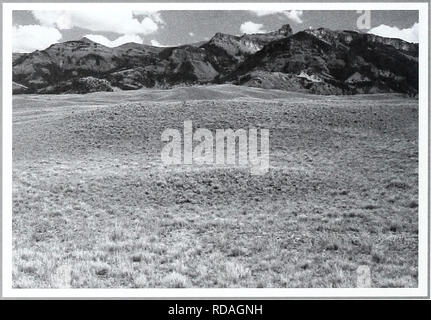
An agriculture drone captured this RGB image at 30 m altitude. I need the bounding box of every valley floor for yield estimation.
[12,85,418,288]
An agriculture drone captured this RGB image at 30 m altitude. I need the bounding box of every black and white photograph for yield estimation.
[2,2,429,298]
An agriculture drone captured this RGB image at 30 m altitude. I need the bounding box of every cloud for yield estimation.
[150,39,166,47]
[13,24,62,52]
[240,21,266,34]
[285,10,303,24]
[84,34,143,47]
[32,10,163,35]
[133,11,164,24]
[368,23,418,43]
[250,10,304,23]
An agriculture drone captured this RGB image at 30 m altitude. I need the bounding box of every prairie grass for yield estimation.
[12,87,418,288]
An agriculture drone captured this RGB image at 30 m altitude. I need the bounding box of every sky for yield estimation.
[12,10,419,53]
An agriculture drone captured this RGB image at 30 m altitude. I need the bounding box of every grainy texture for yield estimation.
[13,85,418,288]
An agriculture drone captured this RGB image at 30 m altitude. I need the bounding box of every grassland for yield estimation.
[12,85,418,288]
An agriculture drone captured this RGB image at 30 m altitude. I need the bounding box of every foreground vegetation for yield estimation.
[13,86,418,288]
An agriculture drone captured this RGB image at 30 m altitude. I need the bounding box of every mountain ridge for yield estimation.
[13,24,418,95]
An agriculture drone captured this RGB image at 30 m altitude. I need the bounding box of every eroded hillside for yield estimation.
[13,24,418,95]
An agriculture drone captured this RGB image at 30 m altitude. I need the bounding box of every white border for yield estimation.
[2,2,429,298]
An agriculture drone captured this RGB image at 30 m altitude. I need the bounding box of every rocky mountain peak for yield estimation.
[211,32,238,41]
[276,24,293,36]
[79,37,97,44]
[12,24,418,96]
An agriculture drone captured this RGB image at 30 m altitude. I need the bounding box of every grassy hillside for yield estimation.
[12,85,418,288]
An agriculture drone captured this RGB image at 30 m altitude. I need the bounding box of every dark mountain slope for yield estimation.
[201,24,293,75]
[230,29,418,95]
[12,25,418,95]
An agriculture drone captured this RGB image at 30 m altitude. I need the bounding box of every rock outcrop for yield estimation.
[12,25,418,95]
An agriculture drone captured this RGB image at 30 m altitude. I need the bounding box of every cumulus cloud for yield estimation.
[13,24,62,52]
[240,21,266,34]
[250,10,304,23]
[32,10,163,35]
[84,34,143,47]
[285,10,304,24]
[368,23,418,43]
[133,11,164,24]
